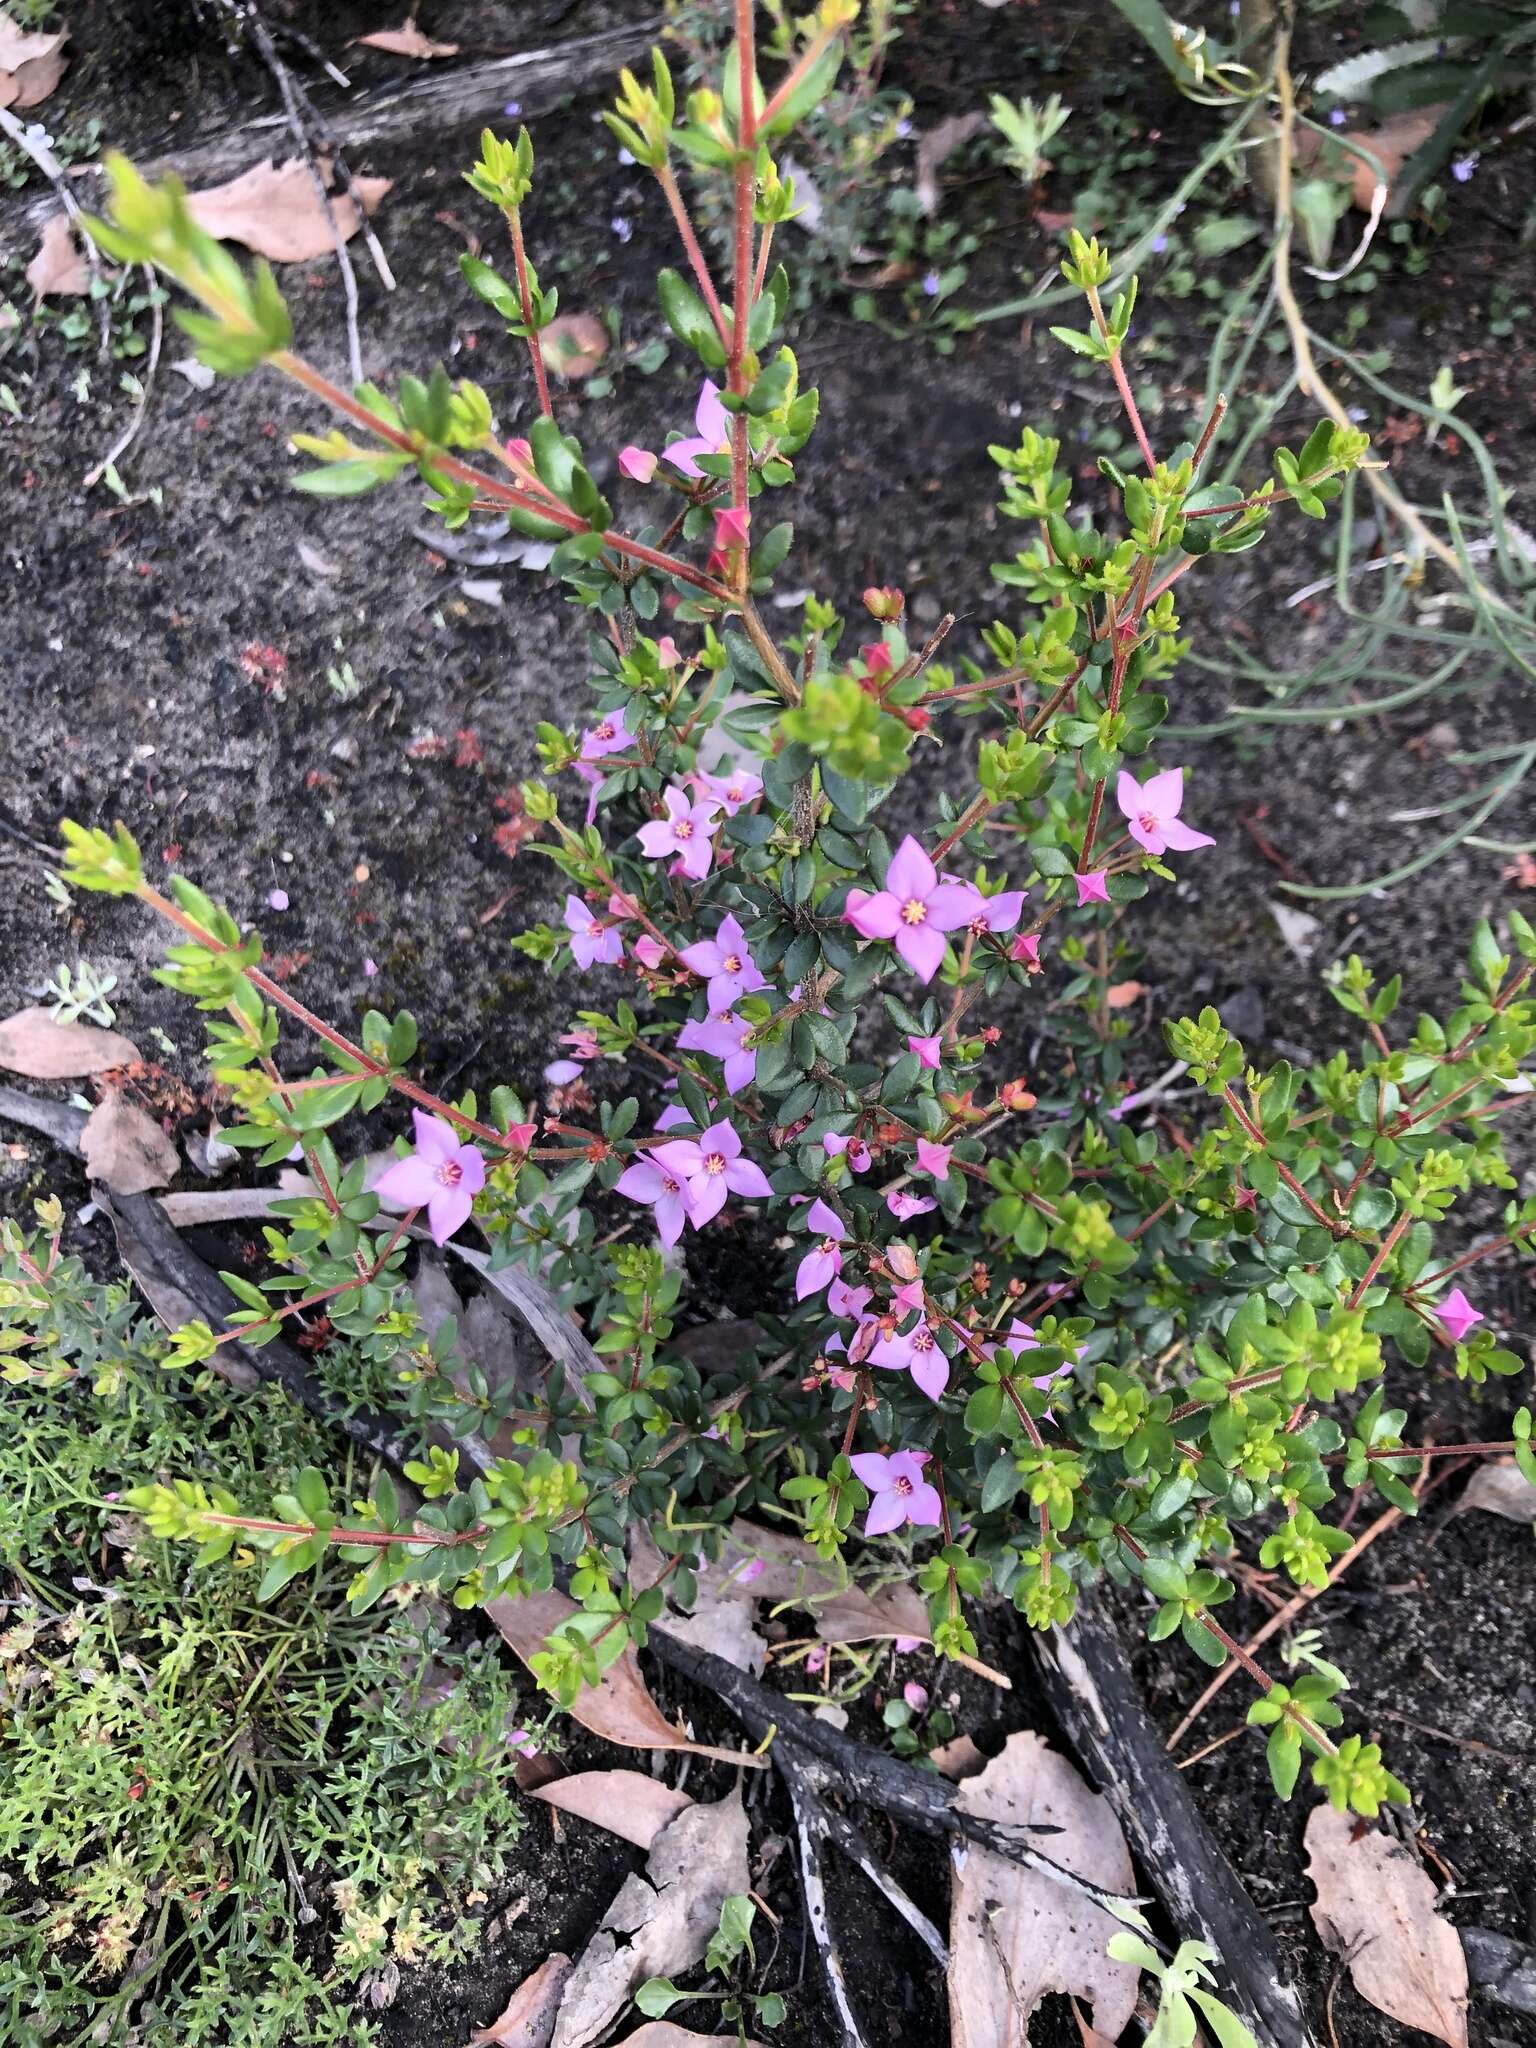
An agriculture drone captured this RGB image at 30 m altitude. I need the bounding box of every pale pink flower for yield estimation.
[634,934,668,970]
[665,378,731,478]
[1075,871,1110,907]
[616,1155,695,1248]
[544,1059,582,1085]
[915,1139,952,1183]
[697,764,764,816]
[795,1198,846,1300]
[870,1315,949,1401]
[886,1188,937,1220]
[680,912,766,1009]
[909,1034,943,1070]
[891,1277,925,1313]
[373,1110,485,1247]
[1116,768,1215,857]
[655,634,681,668]
[618,445,658,482]
[563,894,622,968]
[677,1010,757,1093]
[507,1728,541,1759]
[266,887,289,911]
[580,704,632,761]
[637,785,721,881]
[894,1636,923,1655]
[650,1117,771,1225]
[902,1682,929,1713]
[849,1449,942,1536]
[1435,1287,1484,1344]
[845,836,984,983]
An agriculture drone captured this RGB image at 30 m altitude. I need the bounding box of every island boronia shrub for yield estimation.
[42,4,1536,1820]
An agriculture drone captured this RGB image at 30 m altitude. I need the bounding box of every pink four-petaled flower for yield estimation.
[1115,768,1215,857]
[1075,871,1110,908]
[909,1034,943,1070]
[563,895,622,968]
[915,1139,952,1183]
[581,704,632,761]
[650,1117,771,1225]
[637,784,721,881]
[849,1449,943,1536]
[374,1110,487,1247]
[697,764,764,816]
[615,1155,695,1248]
[680,911,767,1010]
[870,1315,949,1401]
[677,1010,758,1094]
[845,836,984,984]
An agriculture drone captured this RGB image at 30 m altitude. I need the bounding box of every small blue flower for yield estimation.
[1451,152,1478,184]
[612,215,633,242]
[922,270,942,297]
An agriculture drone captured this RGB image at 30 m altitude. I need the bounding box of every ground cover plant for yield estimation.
[57,1,1536,1803]
[4,3,1536,2044]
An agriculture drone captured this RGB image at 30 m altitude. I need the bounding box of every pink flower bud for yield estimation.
[618,445,658,483]
[903,1682,929,1713]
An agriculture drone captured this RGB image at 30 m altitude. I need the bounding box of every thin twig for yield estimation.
[83,266,163,490]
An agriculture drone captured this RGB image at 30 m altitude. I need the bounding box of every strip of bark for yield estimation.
[3,21,659,243]
[1031,1596,1318,2048]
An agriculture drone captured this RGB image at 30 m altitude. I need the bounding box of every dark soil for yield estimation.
[2,0,1534,2043]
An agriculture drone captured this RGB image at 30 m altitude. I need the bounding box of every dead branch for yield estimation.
[1031,1597,1318,2048]
[2,22,660,247]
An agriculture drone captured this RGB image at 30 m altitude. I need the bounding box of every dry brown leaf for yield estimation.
[932,1733,989,1781]
[712,1520,931,1648]
[611,2030,763,2047]
[1305,1802,1469,2048]
[470,1953,573,2047]
[0,1007,140,1079]
[1339,105,1448,211]
[352,17,460,59]
[185,159,392,264]
[1460,1460,1536,1524]
[26,212,89,298]
[950,1731,1139,2046]
[486,1588,765,1770]
[1069,1998,1119,2048]
[542,314,609,380]
[531,1770,693,1852]
[551,1793,750,2048]
[80,1094,180,1195]
[0,22,69,108]
[628,1527,768,1677]
[1105,980,1146,1010]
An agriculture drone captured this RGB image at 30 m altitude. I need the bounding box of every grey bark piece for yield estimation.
[2,22,661,244]
[1464,1927,1536,2018]
[1032,1598,1318,2048]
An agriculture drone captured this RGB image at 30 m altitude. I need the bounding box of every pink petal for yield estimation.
[848,1452,892,1490]
[1142,767,1185,816]
[927,883,985,932]
[690,1175,729,1225]
[725,1159,772,1200]
[1159,817,1216,852]
[846,889,903,940]
[616,1161,665,1202]
[903,1482,943,1528]
[411,1110,460,1163]
[426,1185,474,1246]
[910,1351,950,1401]
[637,820,678,858]
[374,1156,440,1208]
[895,921,947,983]
[1115,769,1144,824]
[805,1199,844,1238]
[884,835,937,905]
[864,1491,908,1537]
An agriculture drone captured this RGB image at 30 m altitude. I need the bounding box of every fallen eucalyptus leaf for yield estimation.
[531,1769,693,1851]
[0,22,69,107]
[185,158,391,264]
[551,1793,750,2048]
[80,1094,180,1195]
[950,1731,1139,2046]
[470,1952,572,2046]
[542,313,608,380]
[352,17,460,59]
[610,2029,762,2047]
[1460,1460,1536,1524]
[25,212,88,298]
[1305,1801,1468,2048]
[0,1007,139,1078]
[486,1588,765,1770]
